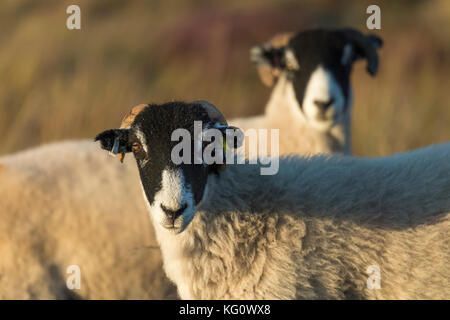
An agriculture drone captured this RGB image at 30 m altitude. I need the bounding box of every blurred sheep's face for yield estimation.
[288,31,352,130]
[96,102,233,234]
[253,29,381,131]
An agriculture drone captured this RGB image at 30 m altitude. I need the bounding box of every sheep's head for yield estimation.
[251,28,383,130]
[95,101,242,234]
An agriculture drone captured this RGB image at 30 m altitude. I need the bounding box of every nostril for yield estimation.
[314,98,335,111]
[161,203,188,220]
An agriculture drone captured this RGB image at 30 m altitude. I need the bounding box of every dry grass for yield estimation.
[0,0,449,157]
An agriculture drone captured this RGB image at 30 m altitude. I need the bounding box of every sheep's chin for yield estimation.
[307,116,336,131]
[162,225,184,235]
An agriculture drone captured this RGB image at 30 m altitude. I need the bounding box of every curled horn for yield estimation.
[340,28,382,76]
[194,100,241,172]
[116,103,148,162]
[194,99,244,151]
[251,32,294,87]
[267,32,294,48]
[119,104,148,129]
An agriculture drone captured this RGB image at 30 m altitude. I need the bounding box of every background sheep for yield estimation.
[0,141,176,299]
[96,101,450,299]
[2,1,449,158]
[230,28,383,156]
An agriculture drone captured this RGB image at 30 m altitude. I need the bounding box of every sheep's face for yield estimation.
[96,101,241,234]
[251,28,382,131]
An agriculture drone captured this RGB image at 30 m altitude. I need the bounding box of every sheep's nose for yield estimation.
[314,98,334,112]
[160,203,187,221]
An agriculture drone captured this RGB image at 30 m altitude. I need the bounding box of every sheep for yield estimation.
[0,29,379,299]
[0,141,177,299]
[96,100,450,300]
[230,28,383,156]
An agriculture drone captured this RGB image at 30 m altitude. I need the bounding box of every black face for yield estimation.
[288,30,353,112]
[129,103,214,206]
[253,28,382,128]
[95,101,239,233]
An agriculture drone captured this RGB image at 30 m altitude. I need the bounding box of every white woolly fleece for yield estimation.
[153,143,450,299]
[0,141,176,299]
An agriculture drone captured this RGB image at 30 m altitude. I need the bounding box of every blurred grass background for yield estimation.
[0,0,448,157]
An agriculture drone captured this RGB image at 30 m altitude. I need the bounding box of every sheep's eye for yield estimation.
[132,142,142,152]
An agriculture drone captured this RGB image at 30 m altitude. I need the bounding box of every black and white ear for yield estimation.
[341,44,355,66]
[339,29,383,76]
[250,45,285,87]
[95,128,132,162]
[250,32,295,87]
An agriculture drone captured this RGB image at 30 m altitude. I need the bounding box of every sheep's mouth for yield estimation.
[163,225,177,231]
[315,113,334,121]
[162,220,182,230]
[161,205,196,234]
[162,212,187,233]
[161,222,180,233]
[311,110,345,128]
[307,113,336,129]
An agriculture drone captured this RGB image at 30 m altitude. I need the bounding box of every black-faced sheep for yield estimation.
[231,28,383,155]
[96,101,449,299]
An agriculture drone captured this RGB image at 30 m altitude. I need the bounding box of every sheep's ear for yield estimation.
[367,35,383,50]
[250,32,294,87]
[95,129,132,163]
[250,46,288,87]
[340,29,383,76]
[207,125,244,174]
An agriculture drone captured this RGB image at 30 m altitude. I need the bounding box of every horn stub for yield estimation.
[268,32,294,48]
[193,100,228,126]
[120,104,149,129]
[116,103,149,162]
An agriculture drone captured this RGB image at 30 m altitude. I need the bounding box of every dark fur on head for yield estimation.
[251,28,382,87]
[250,28,382,126]
[95,101,242,233]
